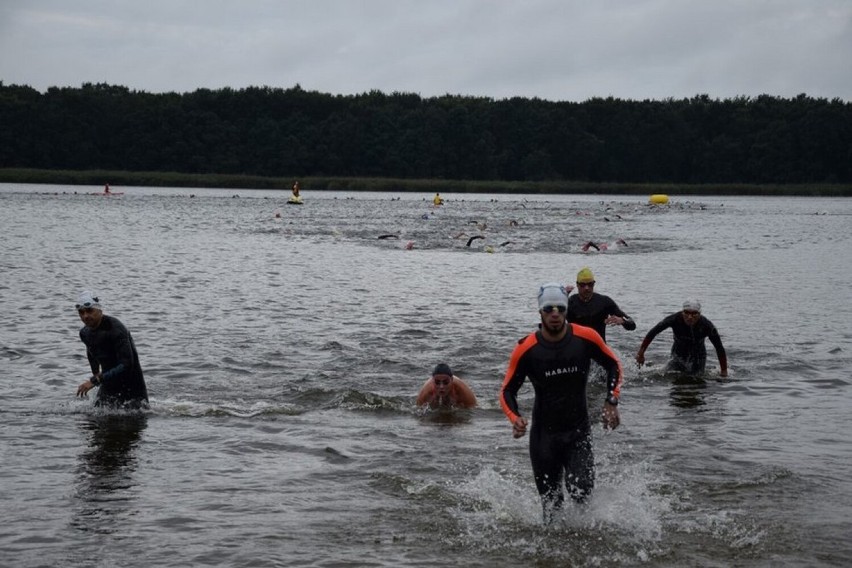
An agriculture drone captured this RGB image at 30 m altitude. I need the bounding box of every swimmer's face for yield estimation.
[78,307,103,329]
[433,374,453,397]
[576,280,595,301]
[681,309,700,326]
[540,304,567,334]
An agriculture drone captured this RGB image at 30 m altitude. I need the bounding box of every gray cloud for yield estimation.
[1,0,850,101]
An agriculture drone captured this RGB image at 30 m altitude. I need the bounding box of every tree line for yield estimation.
[1,82,850,184]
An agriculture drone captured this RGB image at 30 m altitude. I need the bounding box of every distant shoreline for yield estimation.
[1,168,850,196]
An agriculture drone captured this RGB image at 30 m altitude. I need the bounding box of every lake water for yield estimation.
[1,183,850,567]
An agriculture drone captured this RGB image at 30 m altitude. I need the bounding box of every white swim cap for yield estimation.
[683,299,701,312]
[538,283,568,310]
[76,290,102,311]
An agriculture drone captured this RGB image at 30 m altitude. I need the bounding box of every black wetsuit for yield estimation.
[500,324,622,512]
[80,314,148,408]
[566,292,635,342]
[639,312,727,374]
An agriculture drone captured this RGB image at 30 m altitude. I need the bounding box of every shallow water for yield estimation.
[1,183,851,567]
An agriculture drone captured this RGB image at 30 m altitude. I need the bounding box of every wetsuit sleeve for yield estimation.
[607,298,636,331]
[638,314,674,351]
[572,325,623,398]
[87,351,99,376]
[100,322,134,383]
[706,320,728,373]
[499,334,537,423]
[80,329,99,375]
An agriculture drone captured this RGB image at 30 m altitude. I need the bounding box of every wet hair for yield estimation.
[432,363,453,377]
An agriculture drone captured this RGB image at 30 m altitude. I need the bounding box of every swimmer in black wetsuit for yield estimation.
[75,291,149,409]
[500,283,622,523]
[635,299,728,377]
[566,267,635,343]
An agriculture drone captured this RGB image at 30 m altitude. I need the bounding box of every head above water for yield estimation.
[76,290,104,328]
[537,283,568,310]
[576,267,595,284]
[76,290,102,312]
[432,363,454,389]
[432,363,453,378]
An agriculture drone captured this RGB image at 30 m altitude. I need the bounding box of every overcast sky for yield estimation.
[1,0,850,102]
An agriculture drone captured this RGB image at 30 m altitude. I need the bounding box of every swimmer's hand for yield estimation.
[76,379,95,398]
[635,351,645,367]
[602,403,620,430]
[604,315,624,326]
[512,416,528,439]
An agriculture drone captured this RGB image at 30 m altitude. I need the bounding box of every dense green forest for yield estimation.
[1,82,850,187]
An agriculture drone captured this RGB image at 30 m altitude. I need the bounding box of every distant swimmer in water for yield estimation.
[433,192,444,206]
[466,235,485,247]
[635,299,728,377]
[416,363,477,409]
[582,239,627,251]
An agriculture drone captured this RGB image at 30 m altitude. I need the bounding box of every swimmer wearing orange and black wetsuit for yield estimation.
[500,283,622,522]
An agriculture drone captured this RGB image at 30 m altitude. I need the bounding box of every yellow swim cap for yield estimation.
[576,267,595,283]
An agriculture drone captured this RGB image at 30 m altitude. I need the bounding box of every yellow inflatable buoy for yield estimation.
[649,194,669,205]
